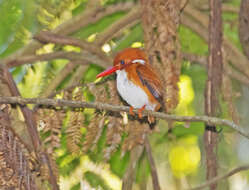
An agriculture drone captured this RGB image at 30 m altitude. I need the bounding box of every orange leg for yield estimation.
[129,106,135,116]
[138,105,146,119]
[148,115,155,124]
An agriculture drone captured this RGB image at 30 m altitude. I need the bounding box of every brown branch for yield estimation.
[5,50,109,99]
[54,2,134,36]
[198,4,239,14]
[182,52,207,66]
[111,20,139,40]
[1,96,249,139]
[239,0,249,60]
[222,4,239,14]
[0,66,59,190]
[95,5,141,45]
[6,51,109,68]
[122,145,144,190]
[144,135,161,190]
[63,65,88,89]
[40,62,76,98]
[34,31,112,63]
[204,0,223,188]
[188,165,249,190]
[182,52,249,86]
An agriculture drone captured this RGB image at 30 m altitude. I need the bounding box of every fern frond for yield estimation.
[18,62,49,98]
[66,111,84,154]
[103,116,123,160]
[83,115,106,153]
[40,153,59,181]
[0,106,37,189]
[122,121,150,152]
[66,87,85,154]
[37,108,64,154]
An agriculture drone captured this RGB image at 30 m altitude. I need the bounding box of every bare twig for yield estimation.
[182,52,207,66]
[222,4,239,13]
[40,62,76,98]
[122,145,144,190]
[182,52,249,86]
[0,96,249,139]
[6,51,109,68]
[144,135,161,190]
[198,4,239,14]
[54,2,134,36]
[95,6,141,45]
[34,31,112,63]
[180,0,189,13]
[188,165,249,190]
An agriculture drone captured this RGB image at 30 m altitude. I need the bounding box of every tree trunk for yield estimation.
[204,0,223,189]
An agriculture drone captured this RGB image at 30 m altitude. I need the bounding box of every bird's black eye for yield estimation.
[120,60,125,65]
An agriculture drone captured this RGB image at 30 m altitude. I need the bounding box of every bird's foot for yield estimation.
[148,115,155,124]
[129,106,135,116]
[138,105,146,119]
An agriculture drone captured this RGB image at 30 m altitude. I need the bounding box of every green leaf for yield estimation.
[179,25,208,55]
[136,154,150,184]
[88,126,107,162]
[0,0,23,55]
[74,11,126,39]
[57,154,81,177]
[0,0,38,58]
[109,148,129,178]
[83,64,103,82]
[84,171,113,190]
[114,24,143,52]
[172,122,205,137]
[70,182,80,190]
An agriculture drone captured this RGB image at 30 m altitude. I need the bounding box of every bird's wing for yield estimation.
[136,64,164,104]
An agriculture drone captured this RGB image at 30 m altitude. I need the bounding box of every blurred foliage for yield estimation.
[0,0,248,189]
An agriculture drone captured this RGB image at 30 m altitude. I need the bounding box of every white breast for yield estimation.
[116,70,156,110]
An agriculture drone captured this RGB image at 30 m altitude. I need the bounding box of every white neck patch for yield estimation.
[132,59,145,65]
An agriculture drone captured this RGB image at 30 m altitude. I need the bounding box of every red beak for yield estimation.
[96,66,119,78]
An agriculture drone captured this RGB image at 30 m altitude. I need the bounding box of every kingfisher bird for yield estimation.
[96,48,164,123]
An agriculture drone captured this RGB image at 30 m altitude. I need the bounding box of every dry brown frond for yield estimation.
[39,153,59,181]
[83,115,106,153]
[37,108,63,154]
[38,147,59,182]
[90,83,110,103]
[104,116,123,160]
[0,105,37,189]
[66,111,84,154]
[66,87,85,154]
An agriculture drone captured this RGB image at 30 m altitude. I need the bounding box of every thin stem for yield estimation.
[0,96,248,139]
[144,135,161,190]
[188,165,249,190]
